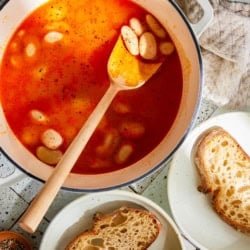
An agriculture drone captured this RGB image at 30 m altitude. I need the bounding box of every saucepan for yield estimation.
[0,0,213,191]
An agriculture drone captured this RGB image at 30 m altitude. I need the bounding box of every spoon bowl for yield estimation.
[108,36,163,89]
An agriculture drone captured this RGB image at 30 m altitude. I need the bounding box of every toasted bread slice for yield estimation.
[194,127,250,234]
[66,207,161,250]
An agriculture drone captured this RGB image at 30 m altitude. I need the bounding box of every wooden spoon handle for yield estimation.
[19,84,119,233]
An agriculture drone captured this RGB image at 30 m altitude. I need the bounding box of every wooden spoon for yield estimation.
[18,35,163,233]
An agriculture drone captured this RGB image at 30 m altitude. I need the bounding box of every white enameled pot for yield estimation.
[0,0,213,191]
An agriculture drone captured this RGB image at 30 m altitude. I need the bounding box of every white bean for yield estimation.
[146,14,166,38]
[112,101,131,114]
[121,25,139,56]
[21,126,40,146]
[90,159,110,169]
[119,121,145,139]
[139,32,157,60]
[36,146,63,165]
[129,17,145,36]
[25,43,36,57]
[115,143,133,164]
[159,41,174,55]
[44,31,63,43]
[17,30,25,37]
[96,130,120,157]
[10,55,22,67]
[41,129,63,150]
[30,110,48,123]
[9,42,20,53]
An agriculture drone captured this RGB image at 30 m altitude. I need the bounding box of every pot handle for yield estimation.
[172,0,213,38]
[0,149,26,187]
[191,0,213,37]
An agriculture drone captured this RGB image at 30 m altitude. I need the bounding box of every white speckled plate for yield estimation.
[167,111,250,250]
[40,190,184,250]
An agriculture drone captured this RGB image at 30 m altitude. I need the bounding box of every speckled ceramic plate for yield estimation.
[40,190,184,250]
[167,111,250,250]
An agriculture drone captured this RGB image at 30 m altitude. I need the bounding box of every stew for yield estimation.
[0,0,182,174]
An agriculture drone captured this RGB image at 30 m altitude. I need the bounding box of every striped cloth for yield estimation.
[176,0,250,108]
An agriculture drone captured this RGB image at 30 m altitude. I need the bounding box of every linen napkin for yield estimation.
[176,0,250,109]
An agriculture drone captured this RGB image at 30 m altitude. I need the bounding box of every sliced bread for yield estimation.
[66,206,161,250]
[193,126,250,234]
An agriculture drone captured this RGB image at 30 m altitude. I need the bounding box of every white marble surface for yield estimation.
[0,98,219,249]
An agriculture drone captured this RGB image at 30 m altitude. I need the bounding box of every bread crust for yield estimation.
[193,127,250,234]
[66,206,161,250]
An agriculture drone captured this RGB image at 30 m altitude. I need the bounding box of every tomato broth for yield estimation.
[0,0,182,174]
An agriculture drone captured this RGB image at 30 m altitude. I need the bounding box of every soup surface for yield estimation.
[0,0,182,174]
